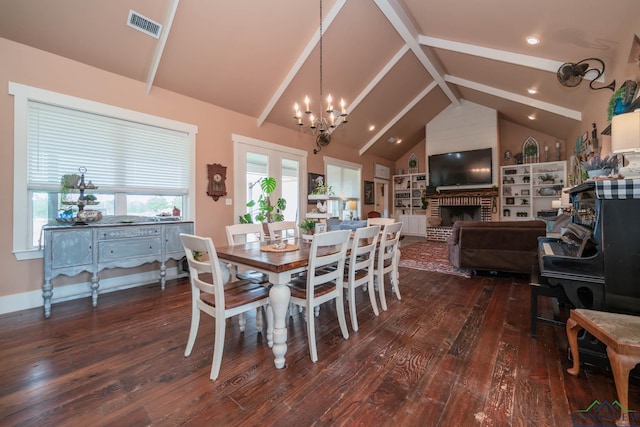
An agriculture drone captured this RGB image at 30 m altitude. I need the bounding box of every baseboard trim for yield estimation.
[0,268,187,316]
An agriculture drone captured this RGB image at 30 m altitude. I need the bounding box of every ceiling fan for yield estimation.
[557,58,616,91]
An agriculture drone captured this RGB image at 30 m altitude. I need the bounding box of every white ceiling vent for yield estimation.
[127,10,162,39]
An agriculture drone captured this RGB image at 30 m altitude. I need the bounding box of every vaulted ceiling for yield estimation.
[1,0,638,160]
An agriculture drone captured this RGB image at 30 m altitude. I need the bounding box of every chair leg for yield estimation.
[255,307,263,332]
[210,317,226,381]
[367,279,379,316]
[238,312,246,332]
[306,304,318,363]
[377,273,388,312]
[336,291,350,340]
[392,250,401,300]
[184,306,200,357]
[348,287,359,332]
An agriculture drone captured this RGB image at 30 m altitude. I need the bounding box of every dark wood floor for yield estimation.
[1,267,638,426]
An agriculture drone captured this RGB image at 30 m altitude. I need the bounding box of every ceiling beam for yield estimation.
[359,81,438,156]
[257,0,347,127]
[445,75,582,120]
[374,0,460,106]
[145,0,180,94]
[420,35,605,83]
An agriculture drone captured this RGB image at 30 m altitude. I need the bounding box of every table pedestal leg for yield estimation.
[269,282,290,369]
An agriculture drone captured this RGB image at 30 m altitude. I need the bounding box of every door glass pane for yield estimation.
[281,158,299,223]
[246,152,268,222]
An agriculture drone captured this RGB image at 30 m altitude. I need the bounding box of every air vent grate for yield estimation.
[127,10,162,39]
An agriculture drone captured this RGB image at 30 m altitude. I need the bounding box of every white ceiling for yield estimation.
[1,0,638,160]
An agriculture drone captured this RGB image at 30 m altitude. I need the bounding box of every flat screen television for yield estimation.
[428,148,493,188]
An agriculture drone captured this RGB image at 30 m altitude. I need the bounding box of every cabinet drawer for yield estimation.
[98,237,162,262]
[98,226,161,240]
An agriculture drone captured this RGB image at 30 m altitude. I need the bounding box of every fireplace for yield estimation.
[440,205,481,226]
[425,191,496,241]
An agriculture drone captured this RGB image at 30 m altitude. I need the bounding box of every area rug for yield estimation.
[399,241,472,278]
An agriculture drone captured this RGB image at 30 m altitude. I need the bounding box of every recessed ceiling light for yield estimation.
[528,114,536,120]
[369,125,375,132]
[396,139,402,144]
[528,88,537,94]
[526,36,540,45]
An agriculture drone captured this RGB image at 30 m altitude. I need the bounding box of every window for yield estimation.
[10,83,197,259]
[324,157,362,220]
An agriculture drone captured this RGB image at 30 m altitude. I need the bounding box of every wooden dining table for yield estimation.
[215,238,317,369]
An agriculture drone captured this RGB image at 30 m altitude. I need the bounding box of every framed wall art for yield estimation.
[364,181,374,205]
[308,173,324,204]
[374,163,390,180]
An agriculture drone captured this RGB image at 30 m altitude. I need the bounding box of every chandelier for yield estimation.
[293,0,348,154]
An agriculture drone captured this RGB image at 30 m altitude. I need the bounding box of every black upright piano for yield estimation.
[538,178,640,368]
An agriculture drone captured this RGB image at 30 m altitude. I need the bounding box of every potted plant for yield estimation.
[60,173,80,200]
[239,177,287,224]
[581,155,618,178]
[310,183,334,197]
[299,218,317,235]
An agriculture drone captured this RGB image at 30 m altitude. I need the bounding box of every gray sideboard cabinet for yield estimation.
[42,220,194,318]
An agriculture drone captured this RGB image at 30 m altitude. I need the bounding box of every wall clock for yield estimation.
[207,163,227,201]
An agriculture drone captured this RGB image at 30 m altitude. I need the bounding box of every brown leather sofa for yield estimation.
[448,220,546,274]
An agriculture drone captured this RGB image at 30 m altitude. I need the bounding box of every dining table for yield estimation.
[215,237,317,369]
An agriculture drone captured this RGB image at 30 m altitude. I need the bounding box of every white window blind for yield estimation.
[27,101,189,194]
[327,162,361,199]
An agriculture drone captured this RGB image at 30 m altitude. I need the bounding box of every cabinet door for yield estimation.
[51,230,93,269]
[165,223,194,254]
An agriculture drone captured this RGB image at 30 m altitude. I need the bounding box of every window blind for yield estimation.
[27,101,189,194]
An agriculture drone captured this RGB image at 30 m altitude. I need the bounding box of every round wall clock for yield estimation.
[207,163,227,201]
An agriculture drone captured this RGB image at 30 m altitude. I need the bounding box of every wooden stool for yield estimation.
[566,309,640,426]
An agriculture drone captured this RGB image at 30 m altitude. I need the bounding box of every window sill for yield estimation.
[14,249,43,261]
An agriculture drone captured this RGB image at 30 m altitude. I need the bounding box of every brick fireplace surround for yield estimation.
[426,190,498,241]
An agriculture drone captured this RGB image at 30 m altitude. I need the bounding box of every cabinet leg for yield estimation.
[160,262,167,290]
[43,280,53,318]
[90,273,100,307]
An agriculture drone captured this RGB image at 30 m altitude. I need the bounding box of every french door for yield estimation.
[233,134,307,225]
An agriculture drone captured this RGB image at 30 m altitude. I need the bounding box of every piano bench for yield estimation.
[530,268,572,337]
[567,309,640,426]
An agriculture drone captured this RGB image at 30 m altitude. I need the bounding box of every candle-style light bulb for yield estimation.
[304,96,310,113]
[309,114,316,128]
[340,98,346,115]
[326,94,333,113]
[294,103,300,118]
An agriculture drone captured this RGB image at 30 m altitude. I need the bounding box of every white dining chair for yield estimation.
[225,223,269,331]
[343,225,380,332]
[366,217,396,227]
[225,223,268,283]
[373,221,403,311]
[267,220,299,240]
[288,229,351,362]
[180,233,273,381]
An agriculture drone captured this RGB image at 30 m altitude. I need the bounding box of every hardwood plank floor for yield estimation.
[1,267,638,426]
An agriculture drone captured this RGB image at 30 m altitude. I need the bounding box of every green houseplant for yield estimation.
[299,218,318,235]
[239,177,287,224]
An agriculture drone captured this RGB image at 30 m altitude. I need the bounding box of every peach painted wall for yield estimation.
[0,38,392,303]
